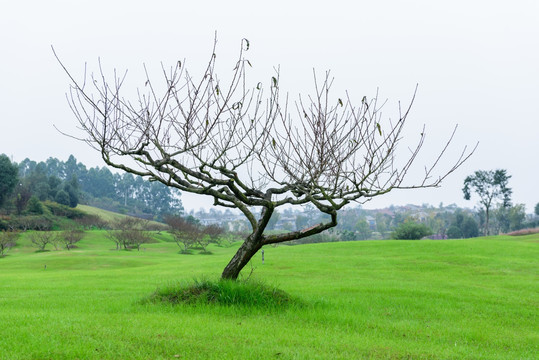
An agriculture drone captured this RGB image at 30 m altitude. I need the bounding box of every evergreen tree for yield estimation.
[27,196,44,214]
[55,190,71,206]
[64,175,80,208]
[0,154,18,207]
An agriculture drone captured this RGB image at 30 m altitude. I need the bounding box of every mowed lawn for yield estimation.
[0,231,537,359]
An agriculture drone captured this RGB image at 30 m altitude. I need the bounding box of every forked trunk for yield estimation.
[221,234,263,280]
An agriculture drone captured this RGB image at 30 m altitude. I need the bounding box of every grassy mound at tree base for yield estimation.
[147,278,297,308]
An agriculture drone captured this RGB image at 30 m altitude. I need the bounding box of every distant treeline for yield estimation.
[13,155,183,219]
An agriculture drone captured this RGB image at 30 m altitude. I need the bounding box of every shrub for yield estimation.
[392,221,432,240]
[446,225,462,239]
[43,201,85,219]
[461,217,479,238]
[26,196,44,214]
[0,219,9,231]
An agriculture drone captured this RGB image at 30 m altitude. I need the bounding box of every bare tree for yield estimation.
[55,38,475,280]
[29,231,55,251]
[60,227,85,250]
[125,228,152,251]
[105,228,123,251]
[50,233,63,251]
[106,217,151,250]
[164,215,203,253]
[196,224,225,253]
[75,214,108,230]
[203,224,225,248]
[0,230,19,257]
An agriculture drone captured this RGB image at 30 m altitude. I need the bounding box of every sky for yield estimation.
[1,0,538,213]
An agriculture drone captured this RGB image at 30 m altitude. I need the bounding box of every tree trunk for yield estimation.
[221,234,263,280]
[485,208,490,236]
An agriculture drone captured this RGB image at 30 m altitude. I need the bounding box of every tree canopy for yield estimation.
[56,39,474,279]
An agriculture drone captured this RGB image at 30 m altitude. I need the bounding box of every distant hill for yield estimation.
[15,155,183,221]
[76,204,167,230]
[77,204,138,224]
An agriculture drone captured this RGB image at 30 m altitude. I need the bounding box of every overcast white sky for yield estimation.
[1,0,538,213]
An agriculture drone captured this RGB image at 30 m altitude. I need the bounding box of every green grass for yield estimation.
[0,232,537,359]
[147,278,296,308]
[76,204,132,223]
[76,204,166,229]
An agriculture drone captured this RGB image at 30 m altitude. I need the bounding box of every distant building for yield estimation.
[365,216,376,230]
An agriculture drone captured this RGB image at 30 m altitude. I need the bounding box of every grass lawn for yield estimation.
[75,205,165,229]
[0,232,537,359]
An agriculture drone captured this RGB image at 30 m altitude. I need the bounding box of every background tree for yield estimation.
[508,204,526,232]
[375,213,391,239]
[56,39,474,280]
[461,216,479,238]
[60,227,85,250]
[203,224,225,248]
[55,189,71,207]
[14,184,32,214]
[105,228,123,251]
[493,203,526,234]
[392,221,432,240]
[295,214,309,231]
[0,154,18,208]
[463,169,512,235]
[339,230,356,241]
[74,214,108,230]
[106,217,150,250]
[12,159,81,210]
[446,224,462,239]
[164,215,203,253]
[265,211,281,231]
[50,233,64,250]
[446,210,478,239]
[29,231,55,251]
[425,211,451,239]
[535,203,539,217]
[26,196,44,214]
[64,175,80,207]
[126,227,152,251]
[355,218,372,240]
[0,230,19,257]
